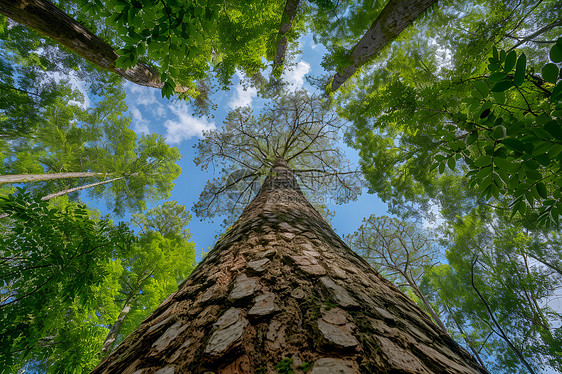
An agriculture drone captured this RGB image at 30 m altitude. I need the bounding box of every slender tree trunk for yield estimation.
[507,18,562,52]
[102,292,140,355]
[41,175,136,201]
[407,277,448,332]
[0,0,179,91]
[525,251,562,277]
[272,0,301,78]
[92,159,487,373]
[471,259,536,374]
[330,0,437,91]
[0,172,109,184]
[444,304,488,370]
[0,173,132,219]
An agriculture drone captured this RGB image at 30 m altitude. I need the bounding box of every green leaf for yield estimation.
[503,138,525,152]
[492,125,506,140]
[544,120,562,140]
[492,91,505,104]
[489,72,507,82]
[480,174,493,192]
[542,63,559,84]
[532,127,553,140]
[466,132,478,145]
[448,157,456,171]
[475,155,492,167]
[531,142,552,156]
[535,153,551,167]
[500,49,506,63]
[511,200,522,218]
[471,88,484,100]
[536,182,548,199]
[550,43,562,63]
[514,53,526,86]
[455,139,466,150]
[504,50,516,72]
[492,80,513,92]
[552,82,562,101]
[476,166,492,180]
[549,143,562,158]
[526,169,542,182]
[526,190,534,205]
[493,156,515,171]
[161,81,174,98]
[115,55,130,69]
[474,81,489,98]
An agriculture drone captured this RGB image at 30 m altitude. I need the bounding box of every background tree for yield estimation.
[0,195,196,372]
[327,0,437,91]
[346,215,446,331]
[339,0,561,223]
[422,206,562,373]
[0,0,310,99]
[102,201,196,354]
[0,189,134,371]
[193,89,362,224]
[1,81,181,215]
[0,0,167,90]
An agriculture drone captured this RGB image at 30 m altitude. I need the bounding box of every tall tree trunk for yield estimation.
[272,0,301,78]
[0,172,109,184]
[0,0,176,91]
[330,0,437,92]
[92,159,487,373]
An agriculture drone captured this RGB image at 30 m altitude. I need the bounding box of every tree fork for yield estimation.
[92,158,487,373]
[0,0,185,91]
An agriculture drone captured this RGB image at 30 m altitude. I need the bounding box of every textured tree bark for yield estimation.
[0,0,165,89]
[331,0,437,92]
[273,0,301,78]
[92,158,487,373]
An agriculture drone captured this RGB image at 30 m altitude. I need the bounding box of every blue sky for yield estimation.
[119,33,389,259]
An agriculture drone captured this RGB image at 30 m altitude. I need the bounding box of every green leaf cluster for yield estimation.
[0,189,134,371]
[0,194,196,371]
[422,207,562,373]
[435,41,562,227]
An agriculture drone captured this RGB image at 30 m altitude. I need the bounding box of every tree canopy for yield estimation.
[193,89,362,224]
[0,194,195,372]
[0,0,561,373]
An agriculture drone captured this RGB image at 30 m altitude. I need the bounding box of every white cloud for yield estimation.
[126,83,167,134]
[130,107,150,135]
[129,83,159,106]
[164,102,216,144]
[228,72,257,108]
[282,61,310,91]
